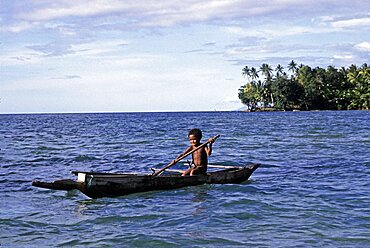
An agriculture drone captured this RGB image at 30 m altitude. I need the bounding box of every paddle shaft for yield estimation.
[152,134,220,176]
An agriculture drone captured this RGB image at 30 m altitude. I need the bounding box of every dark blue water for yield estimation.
[1,111,369,247]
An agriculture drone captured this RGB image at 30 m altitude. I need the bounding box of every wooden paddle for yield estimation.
[152,134,220,176]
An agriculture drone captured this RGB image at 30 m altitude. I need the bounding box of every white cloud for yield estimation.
[223,24,330,40]
[21,39,129,57]
[333,54,354,60]
[69,39,129,56]
[331,17,370,28]
[19,1,241,24]
[14,0,366,28]
[19,1,127,21]
[0,21,36,33]
[354,42,370,52]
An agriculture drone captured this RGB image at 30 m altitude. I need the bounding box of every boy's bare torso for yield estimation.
[191,145,208,167]
[180,131,213,176]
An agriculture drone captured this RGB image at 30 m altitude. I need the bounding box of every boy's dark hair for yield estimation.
[188,128,202,140]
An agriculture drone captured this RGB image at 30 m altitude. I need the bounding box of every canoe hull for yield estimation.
[32,163,259,198]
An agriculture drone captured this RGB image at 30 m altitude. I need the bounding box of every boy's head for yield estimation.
[188,128,202,140]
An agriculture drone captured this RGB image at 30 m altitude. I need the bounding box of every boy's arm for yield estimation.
[205,139,214,156]
[173,146,193,162]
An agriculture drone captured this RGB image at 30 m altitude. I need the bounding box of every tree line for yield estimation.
[238,61,370,111]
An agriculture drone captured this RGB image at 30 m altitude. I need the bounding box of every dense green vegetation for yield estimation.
[238,61,370,111]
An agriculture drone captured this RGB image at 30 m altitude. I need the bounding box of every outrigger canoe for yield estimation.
[32,163,259,199]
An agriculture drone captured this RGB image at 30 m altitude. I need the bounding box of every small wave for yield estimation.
[258,163,279,168]
[27,158,46,163]
[115,154,131,160]
[74,155,100,162]
[36,146,62,151]
[126,140,150,145]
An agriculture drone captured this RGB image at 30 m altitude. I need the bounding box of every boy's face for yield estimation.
[188,134,200,146]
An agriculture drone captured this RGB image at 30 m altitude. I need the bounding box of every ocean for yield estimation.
[1,111,369,247]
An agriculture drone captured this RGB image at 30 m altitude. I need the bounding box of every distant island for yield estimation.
[238,61,370,111]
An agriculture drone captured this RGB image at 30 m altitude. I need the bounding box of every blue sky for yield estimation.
[1,1,370,113]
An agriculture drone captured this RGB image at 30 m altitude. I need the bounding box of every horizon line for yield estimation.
[0,109,242,115]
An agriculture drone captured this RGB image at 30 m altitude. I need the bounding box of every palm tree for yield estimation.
[259,63,274,106]
[359,65,370,77]
[250,67,259,81]
[348,64,358,73]
[346,64,370,110]
[242,66,251,81]
[275,64,284,77]
[288,60,298,75]
[347,72,358,86]
[259,63,273,80]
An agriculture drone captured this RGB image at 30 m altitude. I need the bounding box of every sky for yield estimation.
[1,0,370,113]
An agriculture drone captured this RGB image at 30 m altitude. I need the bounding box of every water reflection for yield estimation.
[75,198,100,216]
[189,185,212,216]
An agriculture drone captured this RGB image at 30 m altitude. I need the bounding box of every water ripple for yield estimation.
[0,111,369,247]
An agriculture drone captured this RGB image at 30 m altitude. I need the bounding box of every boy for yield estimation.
[176,128,214,176]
